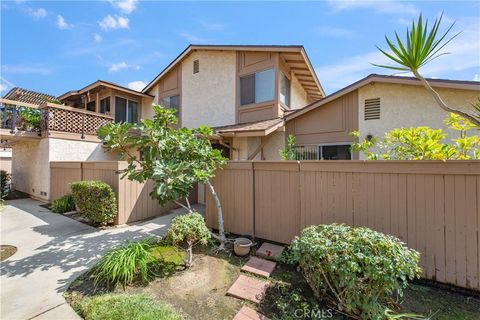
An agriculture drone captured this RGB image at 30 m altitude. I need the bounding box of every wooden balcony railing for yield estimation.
[39,103,114,138]
[0,98,114,139]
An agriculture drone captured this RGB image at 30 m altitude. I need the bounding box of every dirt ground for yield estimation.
[126,253,246,320]
[0,245,17,261]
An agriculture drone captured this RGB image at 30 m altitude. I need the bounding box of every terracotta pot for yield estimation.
[234,237,252,257]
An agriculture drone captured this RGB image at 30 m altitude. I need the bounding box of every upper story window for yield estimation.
[240,68,275,106]
[100,97,110,114]
[193,60,199,74]
[115,97,138,124]
[280,72,291,108]
[159,95,180,117]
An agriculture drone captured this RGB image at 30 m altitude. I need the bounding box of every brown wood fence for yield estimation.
[50,161,196,224]
[206,160,480,290]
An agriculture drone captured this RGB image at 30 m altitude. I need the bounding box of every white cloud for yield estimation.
[0,83,8,93]
[27,7,47,20]
[179,31,209,43]
[316,25,354,38]
[98,15,129,31]
[56,15,72,29]
[108,0,138,14]
[127,80,146,91]
[108,61,139,72]
[109,62,128,72]
[94,33,103,43]
[474,74,480,82]
[327,0,418,16]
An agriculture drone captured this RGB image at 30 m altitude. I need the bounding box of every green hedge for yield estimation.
[283,223,421,319]
[70,181,117,226]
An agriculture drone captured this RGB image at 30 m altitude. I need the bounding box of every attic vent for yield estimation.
[364,98,380,120]
[193,60,199,74]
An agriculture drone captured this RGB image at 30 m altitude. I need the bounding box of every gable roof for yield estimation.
[57,80,153,101]
[286,74,480,121]
[142,44,324,97]
[3,87,56,105]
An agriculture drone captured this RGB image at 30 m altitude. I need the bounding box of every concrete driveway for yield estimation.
[0,198,200,320]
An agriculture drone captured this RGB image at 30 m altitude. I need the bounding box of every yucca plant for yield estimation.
[91,238,159,289]
[374,13,480,126]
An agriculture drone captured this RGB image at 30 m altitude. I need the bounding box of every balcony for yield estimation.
[0,98,114,144]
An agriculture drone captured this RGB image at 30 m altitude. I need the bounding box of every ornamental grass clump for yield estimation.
[283,223,421,320]
[91,238,159,289]
[51,194,76,213]
[166,212,210,268]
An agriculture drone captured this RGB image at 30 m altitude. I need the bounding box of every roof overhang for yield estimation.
[142,44,324,97]
[215,119,285,138]
[58,80,153,101]
[286,74,480,121]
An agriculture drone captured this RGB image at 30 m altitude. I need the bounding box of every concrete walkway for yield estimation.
[0,198,201,320]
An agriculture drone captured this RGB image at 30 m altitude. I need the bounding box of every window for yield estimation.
[364,98,380,120]
[319,144,351,160]
[280,72,291,107]
[86,101,96,112]
[114,97,138,124]
[293,144,352,160]
[193,60,199,74]
[159,95,180,117]
[240,68,275,106]
[100,97,110,114]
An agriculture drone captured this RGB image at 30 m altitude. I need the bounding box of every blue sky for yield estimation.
[1,0,479,96]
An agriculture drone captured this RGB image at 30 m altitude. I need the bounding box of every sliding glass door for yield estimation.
[115,97,138,123]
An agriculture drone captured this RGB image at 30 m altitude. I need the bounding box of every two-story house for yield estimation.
[141,45,324,160]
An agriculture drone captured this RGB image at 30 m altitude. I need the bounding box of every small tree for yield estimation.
[97,106,228,248]
[352,113,480,160]
[167,212,211,267]
[374,13,480,126]
[279,134,296,160]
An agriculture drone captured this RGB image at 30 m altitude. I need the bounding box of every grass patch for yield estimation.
[79,293,181,320]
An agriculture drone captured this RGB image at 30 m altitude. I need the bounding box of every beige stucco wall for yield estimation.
[231,131,284,161]
[181,50,236,128]
[261,131,285,160]
[290,74,309,109]
[358,83,480,159]
[12,139,50,200]
[12,138,120,201]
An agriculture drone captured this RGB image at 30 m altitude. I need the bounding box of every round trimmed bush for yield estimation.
[70,180,117,226]
[283,223,421,319]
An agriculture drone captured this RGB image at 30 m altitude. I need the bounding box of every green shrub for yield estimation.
[166,212,210,268]
[91,238,160,288]
[283,223,421,320]
[51,194,76,213]
[79,293,181,320]
[1,170,10,197]
[70,180,117,226]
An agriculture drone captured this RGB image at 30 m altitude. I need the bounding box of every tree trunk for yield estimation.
[413,71,480,126]
[185,242,193,268]
[206,179,226,249]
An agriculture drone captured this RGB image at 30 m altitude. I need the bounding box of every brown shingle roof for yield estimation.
[3,87,56,105]
[214,118,284,136]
